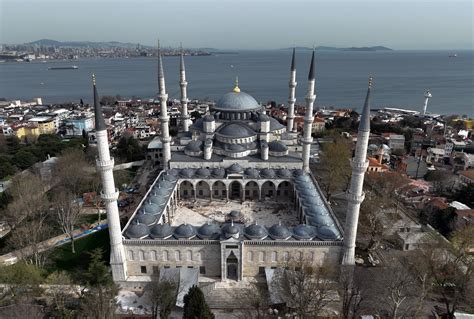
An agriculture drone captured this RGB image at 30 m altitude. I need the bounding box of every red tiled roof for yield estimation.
[459,169,474,181]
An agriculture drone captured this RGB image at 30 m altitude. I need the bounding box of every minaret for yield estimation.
[179,46,190,132]
[302,49,316,171]
[287,48,297,133]
[93,74,127,281]
[422,90,432,115]
[158,40,171,168]
[341,76,373,266]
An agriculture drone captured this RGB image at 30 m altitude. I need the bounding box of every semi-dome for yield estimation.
[268,223,292,240]
[211,168,226,178]
[257,113,270,122]
[196,168,211,178]
[197,222,221,239]
[260,168,276,178]
[292,224,316,240]
[268,141,288,152]
[226,144,246,152]
[269,118,285,131]
[218,123,255,138]
[244,168,260,178]
[244,223,268,240]
[150,223,173,239]
[180,168,195,178]
[135,213,157,226]
[317,226,341,241]
[215,91,261,111]
[227,163,244,174]
[190,117,204,130]
[174,224,196,239]
[125,221,149,239]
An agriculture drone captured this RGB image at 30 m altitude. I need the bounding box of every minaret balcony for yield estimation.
[96,158,115,170]
[350,159,369,171]
[346,191,365,204]
[101,189,120,202]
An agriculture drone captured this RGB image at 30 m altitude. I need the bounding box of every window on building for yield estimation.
[140,266,147,274]
[152,266,159,274]
[200,266,206,274]
[175,251,181,261]
[139,250,145,261]
[214,190,219,196]
[271,266,277,269]
[164,265,170,269]
[163,250,169,261]
[187,266,194,269]
[186,250,192,261]
[183,190,188,196]
[248,251,253,261]
[150,250,157,261]
[176,266,182,269]
[198,190,203,196]
[258,267,265,275]
[128,250,134,261]
[271,251,277,262]
[283,251,289,261]
[259,252,265,262]
[245,190,249,196]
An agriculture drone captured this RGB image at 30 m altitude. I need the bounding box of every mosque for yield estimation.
[93,46,372,299]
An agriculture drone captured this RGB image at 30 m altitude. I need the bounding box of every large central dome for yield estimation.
[214,91,261,112]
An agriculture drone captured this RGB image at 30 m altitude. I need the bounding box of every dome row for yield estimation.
[171,166,302,179]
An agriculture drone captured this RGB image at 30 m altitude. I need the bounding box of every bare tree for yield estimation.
[53,148,94,196]
[358,191,386,252]
[339,269,365,319]
[236,283,270,319]
[271,257,337,318]
[54,190,82,254]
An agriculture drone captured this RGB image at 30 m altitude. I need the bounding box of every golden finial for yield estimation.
[233,76,240,93]
[368,75,373,88]
[92,73,96,85]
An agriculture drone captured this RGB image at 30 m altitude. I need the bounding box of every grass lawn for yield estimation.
[47,229,110,282]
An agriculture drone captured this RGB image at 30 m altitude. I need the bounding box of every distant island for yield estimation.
[281,46,393,52]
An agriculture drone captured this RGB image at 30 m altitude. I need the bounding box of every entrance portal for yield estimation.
[226,251,238,281]
[229,181,241,200]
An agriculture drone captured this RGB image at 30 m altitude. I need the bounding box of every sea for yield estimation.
[0,50,473,116]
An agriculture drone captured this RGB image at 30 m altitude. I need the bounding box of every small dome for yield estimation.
[190,117,204,130]
[185,140,203,152]
[211,168,226,178]
[180,168,195,178]
[196,168,211,178]
[152,186,170,196]
[167,168,180,176]
[306,215,334,228]
[268,223,292,240]
[227,163,244,174]
[222,221,240,238]
[228,210,241,220]
[215,91,261,112]
[147,194,168,207]
[244,168,260,178]
[197,222,221,239]
[203,114,215,122]
[163,174,177,182]
[277,169,292,178]
[150,223,173,239]
[292,224,316,240]
[268,140,288,152]
[157,180,174,190]
[140,201,160,214]
[218,123,256,138]
[244,223,268,240]
[293,169,306,176]
[125,221,149,239]
[174,224,196,239]
[260,168,276,178]
[135,213,157,226]
[317,226,341,241]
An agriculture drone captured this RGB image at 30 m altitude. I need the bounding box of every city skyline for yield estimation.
[1,0,473,50]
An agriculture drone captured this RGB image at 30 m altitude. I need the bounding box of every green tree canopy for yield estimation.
[183,285,214,319]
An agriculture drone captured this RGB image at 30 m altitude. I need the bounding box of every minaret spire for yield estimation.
[341,75,373,266]
[286,47,297,132]
[92,74,127,281]
[179,44,190,132]
[157,39,171,168]
[301,49,316,171]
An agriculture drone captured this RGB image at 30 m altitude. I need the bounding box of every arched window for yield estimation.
[271,251,277,262]
[128,250,134,261]
[186,250,192,261]
[283,251,289,261]
[163,250,169,261]
[259,251,265,262]
[175,250,181,261]
[139,250,145,261]
[150,250,157,261]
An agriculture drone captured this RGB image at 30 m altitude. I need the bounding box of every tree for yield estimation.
[148,280,177,319]
[45,271,78,318]
[115,135,144,162]
[450,183,474,207]
[317,137,352,199]
[359,191,386,252]
[339,269,365,319]
[236,283,270,319]
[190,110,202,120]
[54,190,82,253]
[80,248,118,319]
[0,155,16,179]
[271,257,336,318]
[425,170,456,195]
[54,148,94,195]
[0,262,44,306]
[183,285,214,319]
[12,149,38,170]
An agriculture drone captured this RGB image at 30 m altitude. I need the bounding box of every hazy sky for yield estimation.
[1,0,472,49]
